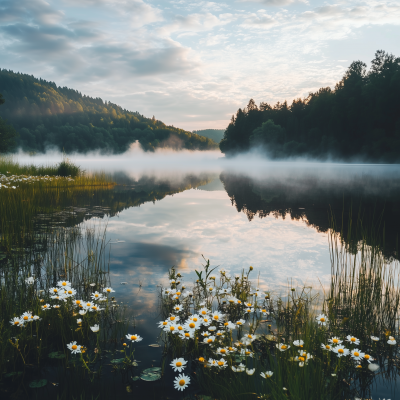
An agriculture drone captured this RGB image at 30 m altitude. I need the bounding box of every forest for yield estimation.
[0,70,217,153]
[220,50,400,162]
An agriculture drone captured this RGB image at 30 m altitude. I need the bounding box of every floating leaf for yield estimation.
[143,367,161,373]
[29,379,47,388]
[48,351,66,359]
[131,376,140,381]
[148,344,160,347]
[140,367,161,381]
[111,358,125,364]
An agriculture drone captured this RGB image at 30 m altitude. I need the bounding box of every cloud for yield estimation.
[239,0,305,6]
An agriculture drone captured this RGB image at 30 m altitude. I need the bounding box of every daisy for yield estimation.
[236,299,243,305]
[201,331,210,337]
[215,330,225,337]
[203,336,216,345]
[215,347,229,356]
[182,290,193,298]
[170,279,176,284]
[20,312,33,322]
[170,357,187,372]
[328,337,342,346]
[293,340,304,347]
[371,336,379,341]
[316,313,328,326]
[83,301,94,309]
[364,354,374,363]
[184,321,201,331]
[242,333,257,344]
[10,317,23,327]
[232,366,243,372]
[276,343,290,351]
[224,321,236,330]
[211,311,224,322]
[173,374,190,391]
[207,287,215,294]
[240,349,254,357]
[235,319,245,327]
[208,326,217,332]
[202,316,211,326]
[57,280,72,288]
[187,315,199,323]
[217,359,227,369]
[103,287,115,294]
[168,315,180,322]
[208,358,218,367]
[219,288,231,295]
[53,305,60,309]
[49,287,59,294]
[245,308,254,314]
[91,291,103,300]
[173,305,182,312]
[79,309,87,315]
[227,296,237,304]
[67,341,82,354]
[261,371,273,378]
[74,300,83,307]
[165,323,179,334]
[32,315,40,321]
[261,309,269,316]
[333,345,349,358]
[77,319,82,324]
[90,324,100,332]
[321,344,332,351]
[176,324,184,332]
[387,338,396,345]
[245,302,253,307]
[89,305,101,312]
[179,331,194,340]
[350,349,365,361]
[65,288,76,297]
[41,304,51,310]
[246,368,255,375]
[346,335,360,345]
[25,277,34,284]
[198,307,210,316]
[126,334,143,342]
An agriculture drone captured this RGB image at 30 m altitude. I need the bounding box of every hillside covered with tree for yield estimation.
[193,129,224,143]
[0,70,217,153]
[220,50,400,162]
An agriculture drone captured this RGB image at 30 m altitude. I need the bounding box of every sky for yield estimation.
[1,0,400,131]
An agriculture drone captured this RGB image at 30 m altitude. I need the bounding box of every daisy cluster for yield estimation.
[10,277,115,354]
[0,174,74,189]
[158,268,273,391]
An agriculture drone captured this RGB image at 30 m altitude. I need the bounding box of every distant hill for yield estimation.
[193,129,224,143]
[0,70,217,153]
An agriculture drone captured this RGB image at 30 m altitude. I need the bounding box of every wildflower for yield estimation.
[21,312,33,322]
[165,323,179,334]
[207,287,215,294]
[170,279,176,284]
[328,337,342,345]
[79,309,87,315]
[202,316,211,326]
[387,338,396,345]
[57,280,72,288]
[168,315,180,322]
[276,343,290,351]
[90,324,100,332]
[261,371,273,378]
[227,296,237,304]
[216,330,225,337]
[67,341,82,354]
[235,319,245,327]
[240,348,254,357]
[371,336,379,341]
[32,315,40,321]
[216,347,229,356]
[316,313,328,326]
[173,305,182,312]
[224,321,236,330]
[182,290,193,298]
[174,374,190,391]
[293,340,304,347]
[245,302,253,307]
[126,334,143,342]
[179,331,193,340]
[242,333,257,344]
[217,359,227,369]
[246,368,255,375]
[350,349,365,361]
[53,305,60,309]
[232,366,243,372]
[208,326,216,332]
[198,357,205,363]
[41,304,51,310]
[368,363,380,372]
[170,357,187,372]
[245,308,254,314]
[89,305,101,312]
[91,291,103,300]
[333,345,349,358]
[208,358,217,367]
[203,336,216,345]
[211,311,224,322]
[75,300,82,306]
[219,288,231,295]
[77,319,82,324]
[236,299,242,305]
[321,344,332,351]
[185,321,201,331]
[25,277,34,284]
[84,301,94,309]
[65,288,76,297]
[201,331,210,337]
[363,354,373,363]
[346,335,360,345]
[50,287,59,294]
[103,287,115,294]
[261,309,269,316]
[10,317,23,327]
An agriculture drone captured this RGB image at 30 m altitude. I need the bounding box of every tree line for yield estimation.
[0,70,217,153]
[220,50,400,162]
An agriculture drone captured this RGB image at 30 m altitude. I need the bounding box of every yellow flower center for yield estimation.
[179,379,185,386]
[189,323,195,328]
[95,294,98,297]
[72,345,77,350]
[14,321,19,325]
[178,326,183,330]
[204,333,209,336]
[123,343,127,346]
[224,322,228,326]
[23,316,28,320]
[86,303,91,307]
[131,335,137,340]
[228,347,234,351]
[107,289,111,292]
[92,306,97,310]
[351,338,356,342]
[201,310,206,314]
[199,357,205,362]
[214,316,218,320]
[176,362,182,367]
[320,317,325,322]
[247,335,252,338]
[333,339,339,343]
[53,289,58,292]
[176,292,181,295]
[221,349,226,354]
[217,333,222,336]
[299,357,305,362]
[175,307,179,310]
[236,322,242,325]
[163,322,167,326]
[76,300,81,305]
[170,326,175,331]
[62,282,67,286]
[185,333,190,337]
[364,355,370,360]
[218,361,224,366]
[207,339,212,343]
[209,288,213,291]
[170,316,175,321]
[193,317,197,322]
[229,300,234,303]
[338,349,344,354]
[204,319,208,322]
[262,309,266,313]
[354,352,359,357]
[326,345,330,349]
[43,305,47,308]
[68,290,72,294]
[281,345,287,350]
[237,300,241,304]
[245,351,251,355]
[356,365,362,368]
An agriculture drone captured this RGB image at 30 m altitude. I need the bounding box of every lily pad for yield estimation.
[140,367,161,381]
[131,376,140,381]
[29,379,47,388]
[48,351,66,359]
[148,344,161,347]
[143,367,161,373]
[111,358,125,364]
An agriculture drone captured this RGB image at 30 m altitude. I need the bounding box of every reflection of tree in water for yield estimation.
[220,172,400,260]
